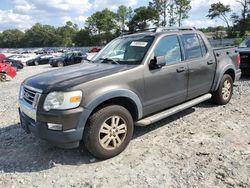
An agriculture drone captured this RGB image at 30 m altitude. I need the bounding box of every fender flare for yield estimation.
[77,89,143,130]
[212,64,236,91]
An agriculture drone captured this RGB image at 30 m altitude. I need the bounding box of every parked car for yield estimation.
[0,62,16,82]
[89,47,101,53]
[19,27,241,159]
[1,53,23,70]
[238,37,250,74]
[3,58,24,70]
[7,54,38,65]
[34,50,45,55]
[26,55,53,66]
[49,52,87,67]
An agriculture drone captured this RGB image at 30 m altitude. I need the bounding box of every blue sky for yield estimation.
[0,0,239,32]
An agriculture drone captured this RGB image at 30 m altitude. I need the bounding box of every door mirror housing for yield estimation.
[149,56,166,69]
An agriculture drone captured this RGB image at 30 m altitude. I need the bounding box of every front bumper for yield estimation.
[19,99,86,148]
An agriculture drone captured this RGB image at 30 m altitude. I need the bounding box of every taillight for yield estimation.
[237,53,241,66]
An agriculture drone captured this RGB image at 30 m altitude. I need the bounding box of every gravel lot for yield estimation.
[0,64,250,187]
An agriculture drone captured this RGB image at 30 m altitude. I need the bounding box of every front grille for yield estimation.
[23,86,41,108]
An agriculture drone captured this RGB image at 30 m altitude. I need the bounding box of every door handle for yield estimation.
[207,60,214,65]
[176,67,186,73]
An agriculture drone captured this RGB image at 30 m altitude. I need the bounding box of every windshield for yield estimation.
[92,35,154,65]
[239,38,250,48]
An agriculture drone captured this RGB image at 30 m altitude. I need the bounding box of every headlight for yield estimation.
[43,91,82,111]
[19,85,24,99]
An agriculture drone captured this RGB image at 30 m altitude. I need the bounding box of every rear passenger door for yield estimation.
[75,53,83,63]
[181,33,216,100]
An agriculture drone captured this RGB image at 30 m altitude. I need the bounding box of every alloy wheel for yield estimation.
[98,116,127,150]
[222,79,231,101]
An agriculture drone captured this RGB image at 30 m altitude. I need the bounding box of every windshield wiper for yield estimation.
[99,58,120,65]
[84,58,94,63]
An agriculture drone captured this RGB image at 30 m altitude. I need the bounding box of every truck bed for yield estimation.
[213,46,240,70]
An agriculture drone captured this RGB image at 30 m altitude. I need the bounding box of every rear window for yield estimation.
[182,34,202,60]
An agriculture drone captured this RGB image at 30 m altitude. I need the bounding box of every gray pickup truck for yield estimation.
[19,27,241,159]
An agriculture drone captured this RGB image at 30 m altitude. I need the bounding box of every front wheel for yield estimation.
[211,74,233,105]
[57,62,64,67]
[83,105,134,159]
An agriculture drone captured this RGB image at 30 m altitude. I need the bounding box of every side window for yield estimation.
[154,35,182,65]
[182,34,202,60]
[246,38,250,47]
[198,35,207,56]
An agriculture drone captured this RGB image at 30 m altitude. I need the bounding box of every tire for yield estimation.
[0,73,6,82]
[57,62,64,67]
[83,105,134,159]
[211,74,233,105]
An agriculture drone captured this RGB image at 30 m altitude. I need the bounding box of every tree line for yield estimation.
[206,0,250,37]
[0,0,249,48]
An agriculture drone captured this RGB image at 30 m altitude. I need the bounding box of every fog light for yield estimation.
[48,123,62,131]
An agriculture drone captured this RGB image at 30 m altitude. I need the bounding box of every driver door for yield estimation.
[143,35,188,115]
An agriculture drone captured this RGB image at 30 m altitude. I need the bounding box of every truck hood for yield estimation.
[24,63,135,93]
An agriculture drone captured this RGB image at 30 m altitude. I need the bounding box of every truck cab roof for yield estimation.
[119,27,203,38]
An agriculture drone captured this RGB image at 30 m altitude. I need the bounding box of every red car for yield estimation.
[0,54,16,82]
[88,47,101,53]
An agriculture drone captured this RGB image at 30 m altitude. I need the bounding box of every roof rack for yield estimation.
[155,27,196,32]
[121,27,196,36]
[121,28,158,35]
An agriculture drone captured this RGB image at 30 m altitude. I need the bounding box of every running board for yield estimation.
[135,93,212,126]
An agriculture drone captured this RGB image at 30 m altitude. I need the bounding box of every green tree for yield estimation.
[207,2,231,29]
[0,29,24,48]
[167,3,177,26]
[86,8,117,35]
[57,21,78,47]
[74,29,96,46]
[117,5,127,32]
[22,23,61,47]
[175,0,191,26]
[231,0,250,36]
[149,0,166,26]
[126,6,134,22]
[85,8,117,45]
[128,6,159,32]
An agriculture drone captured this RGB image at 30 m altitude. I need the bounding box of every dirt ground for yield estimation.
[0,65,250,187]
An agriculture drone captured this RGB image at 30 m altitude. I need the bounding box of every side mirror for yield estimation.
[149,56,166,69]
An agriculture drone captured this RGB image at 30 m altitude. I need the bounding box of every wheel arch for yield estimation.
[77,89,143,131]
[224,69,235,81]
[212,64,236,91]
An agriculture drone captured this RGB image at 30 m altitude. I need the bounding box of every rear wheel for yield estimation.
[211,74,233,105]
[0,73,6,82]
[83,105,134,159]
